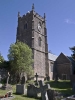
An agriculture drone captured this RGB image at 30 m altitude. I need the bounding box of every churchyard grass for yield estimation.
[0,80,75,100]
[46,80,75,97]
[0,85,39,100]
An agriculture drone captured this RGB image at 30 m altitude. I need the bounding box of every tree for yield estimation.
[0,53,4,64]
[7,41,33,76]
[70,46,75,61]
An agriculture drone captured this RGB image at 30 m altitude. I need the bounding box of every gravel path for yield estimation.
[0,97,14,100]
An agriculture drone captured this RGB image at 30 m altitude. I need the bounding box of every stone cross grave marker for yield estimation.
[27,80,50,100]
[6,72,10,85]
[35,73,38,85]
[2,72,12,90]
[38,80,50,100]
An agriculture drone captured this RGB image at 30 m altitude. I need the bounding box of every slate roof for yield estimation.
[48,53,58,61]
[67,56,75,67]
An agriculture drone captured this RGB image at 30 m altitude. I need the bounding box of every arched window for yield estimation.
[38,37,41,46]
[24,23,27,29]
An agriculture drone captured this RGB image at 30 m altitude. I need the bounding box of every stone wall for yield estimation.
[56,63,71,80]
[34,50,45,76]
[53,53,72,80]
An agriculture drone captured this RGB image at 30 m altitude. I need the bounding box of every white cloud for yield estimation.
[64,19,75,24]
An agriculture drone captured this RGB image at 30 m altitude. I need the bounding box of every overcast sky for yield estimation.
[0,0,75,60]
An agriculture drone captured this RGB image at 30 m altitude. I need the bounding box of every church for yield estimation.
[16,4,75,80]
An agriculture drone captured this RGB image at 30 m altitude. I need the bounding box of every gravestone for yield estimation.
[21,76,25,84]
[35,73,38,85]
[70,75,75,92]
[16,75,26,94]
[72,83,75,92]
[0,83,2,88]
[45,74,50,81]
[66,95,75,100]
[39,80,50,100]
[27,84,38,98]
[27,80,50,100]
[0,75,2,88]
[47,89,56,100]
[16,84,26,94]
[16,74,20,84]
[55,73,58,82]
[6,72,10,85]
[2,72,12,90]
[47,89,63,100]
[45,92,49,100]
[0,75,1,82]
[46,76,50,81]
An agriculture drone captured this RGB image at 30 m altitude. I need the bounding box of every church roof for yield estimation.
[48,53,58,61]
[67,56,75,66]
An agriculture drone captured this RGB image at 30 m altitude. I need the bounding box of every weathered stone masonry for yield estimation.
[16,5,49,77]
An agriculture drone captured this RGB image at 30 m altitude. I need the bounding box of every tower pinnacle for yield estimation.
[32,3,34,11]
[18,12,20,17]
[44,13,46,19]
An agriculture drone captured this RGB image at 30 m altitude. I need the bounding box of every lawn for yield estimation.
[0,80,75,100]
[46,80,75,97]
[0,85,39,100]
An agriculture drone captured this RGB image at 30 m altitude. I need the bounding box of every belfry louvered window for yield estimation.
[24,23,27,29]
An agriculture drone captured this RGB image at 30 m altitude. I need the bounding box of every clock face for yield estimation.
[38,23,41,32]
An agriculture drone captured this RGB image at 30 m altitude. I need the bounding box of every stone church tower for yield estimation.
[16,4,49,77]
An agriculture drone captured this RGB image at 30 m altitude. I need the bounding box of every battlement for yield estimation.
[18,11,32,19]
[33,11,44,21]
[18,10,45,22]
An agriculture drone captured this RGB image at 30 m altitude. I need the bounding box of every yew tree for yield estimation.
[70,46,75,61]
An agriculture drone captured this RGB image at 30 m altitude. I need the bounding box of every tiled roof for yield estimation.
[48,53,58,61]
